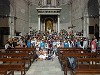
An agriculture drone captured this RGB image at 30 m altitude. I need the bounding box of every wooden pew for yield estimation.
[0,58,25,75]
[0,68,14,75]
[63,53,97,75]
[58,47,87,61]
[0,53,31,68]
[58,47,83,51]
[58,49,88,65]
[5,48,34,61]
[58,47,87,55]
[60,53,96,71]
[65,58,100,75]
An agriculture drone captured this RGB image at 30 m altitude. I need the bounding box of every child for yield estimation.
[53,45,58,55]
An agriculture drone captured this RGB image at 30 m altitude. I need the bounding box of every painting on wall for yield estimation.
[45,19,53,32]
[89,26,94,34]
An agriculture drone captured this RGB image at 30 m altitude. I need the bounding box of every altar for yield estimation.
[36,8,62,32]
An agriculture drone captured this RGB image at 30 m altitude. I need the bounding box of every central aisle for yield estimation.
[26,56,64,75]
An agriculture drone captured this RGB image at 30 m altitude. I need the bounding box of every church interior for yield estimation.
[0,0,100,75]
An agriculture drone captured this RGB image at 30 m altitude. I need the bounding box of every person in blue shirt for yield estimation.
[77,39,81,48]
[53,40,57,48]
[27,39,32,48]
[75,39,81,48]
[64,40,69,48]
[40,40,45,49]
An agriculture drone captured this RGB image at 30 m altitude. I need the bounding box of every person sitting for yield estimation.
[38,48,48,60]
[53,45,58,56]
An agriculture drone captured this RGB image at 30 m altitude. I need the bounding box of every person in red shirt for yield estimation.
[91,38,97,53]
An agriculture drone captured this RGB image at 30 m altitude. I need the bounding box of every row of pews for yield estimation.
[58,47,100,75]
[0,48,35,75]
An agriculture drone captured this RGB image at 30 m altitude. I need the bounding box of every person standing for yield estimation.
[83,38,88,49]
[91,38,97,53]
[97,37,100,49]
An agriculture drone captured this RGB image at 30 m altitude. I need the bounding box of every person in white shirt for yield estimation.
[35,40,40,47]
[38,48,48,60]
[5,42,11,49]
[83,38,88,49]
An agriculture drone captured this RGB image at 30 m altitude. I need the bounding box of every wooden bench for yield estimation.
[0,58,25,75]
[58,47,88,55]
[63,53,98,75]
[0,53,31,68]
[5,48,34,61]
[58,47,83,51]
[66,58,100,75]
[60,53,96,71]
[58,47,87,61]
[0,68,14,75]
[58,49,88,65]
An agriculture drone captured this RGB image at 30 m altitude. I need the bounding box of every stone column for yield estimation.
[58,15,60,32]
[83,16,87,37]
[84,17,88,38]
[86,17,89,38]
[83,10,89,38]
[38,15,41,30]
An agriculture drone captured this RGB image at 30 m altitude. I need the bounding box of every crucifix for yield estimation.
[68,24,76,33]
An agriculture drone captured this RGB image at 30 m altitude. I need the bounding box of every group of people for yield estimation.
[5,29,100,60]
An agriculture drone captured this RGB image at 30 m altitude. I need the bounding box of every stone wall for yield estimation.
[15,0,29,35]
[71,0,100,39]
[29,3,71,31]
[60,4,71,31]
[29,4,38,31]
[71,0,87,32]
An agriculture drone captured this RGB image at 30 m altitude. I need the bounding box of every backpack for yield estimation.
[66,57,77,70]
